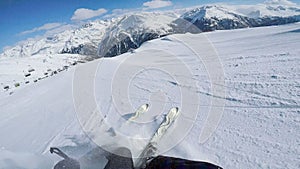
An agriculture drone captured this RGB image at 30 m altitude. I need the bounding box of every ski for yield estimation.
[134,107,180,169]
[127,104,149,122]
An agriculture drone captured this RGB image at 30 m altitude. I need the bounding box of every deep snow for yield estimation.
[0,23,299,169]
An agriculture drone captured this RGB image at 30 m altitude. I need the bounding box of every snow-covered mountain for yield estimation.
[2,1,299,59]
[178,2,300,32]
[98,1,300,57]
[98,12,176,57]
[0,20,110,58]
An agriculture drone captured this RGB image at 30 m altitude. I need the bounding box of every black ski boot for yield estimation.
[50,147,80,169]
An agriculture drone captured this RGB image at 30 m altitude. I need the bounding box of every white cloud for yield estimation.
[143,0,173,9]
[71,8,107,21]
[19,23,62,35]
[103,8,139,19]
[44,24,76,36]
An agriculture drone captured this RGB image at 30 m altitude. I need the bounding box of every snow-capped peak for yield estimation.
[264,0,298,6]
[181,5,244,21]
[110,12,176,34]
[231,0,300,18]
[98,12,176,57]
[0,21,110,58]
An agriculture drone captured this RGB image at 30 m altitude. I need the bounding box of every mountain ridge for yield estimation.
[1,1,299,59]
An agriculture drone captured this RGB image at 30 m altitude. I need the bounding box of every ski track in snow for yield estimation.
[0,23,299,168]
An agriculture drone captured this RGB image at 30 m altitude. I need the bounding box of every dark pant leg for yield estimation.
[104,147,134,169]
[146,156,222,169]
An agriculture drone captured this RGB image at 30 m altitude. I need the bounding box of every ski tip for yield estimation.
[166,107,180,120]
[127,103,150,122]
[139,103,150,112]
[138,103,150,114]
[171,107,179,114]
[144,103,150,110]
[172,107,179,112]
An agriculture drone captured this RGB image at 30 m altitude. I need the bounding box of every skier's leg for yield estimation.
[104,147,134,169]
[53,159,80,169]
[146,156,223,169]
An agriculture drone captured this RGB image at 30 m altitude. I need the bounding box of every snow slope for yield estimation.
[0,23,299,168]
[0,53,86,96]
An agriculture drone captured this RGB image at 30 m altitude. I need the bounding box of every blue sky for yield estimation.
[0,0,299,51]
